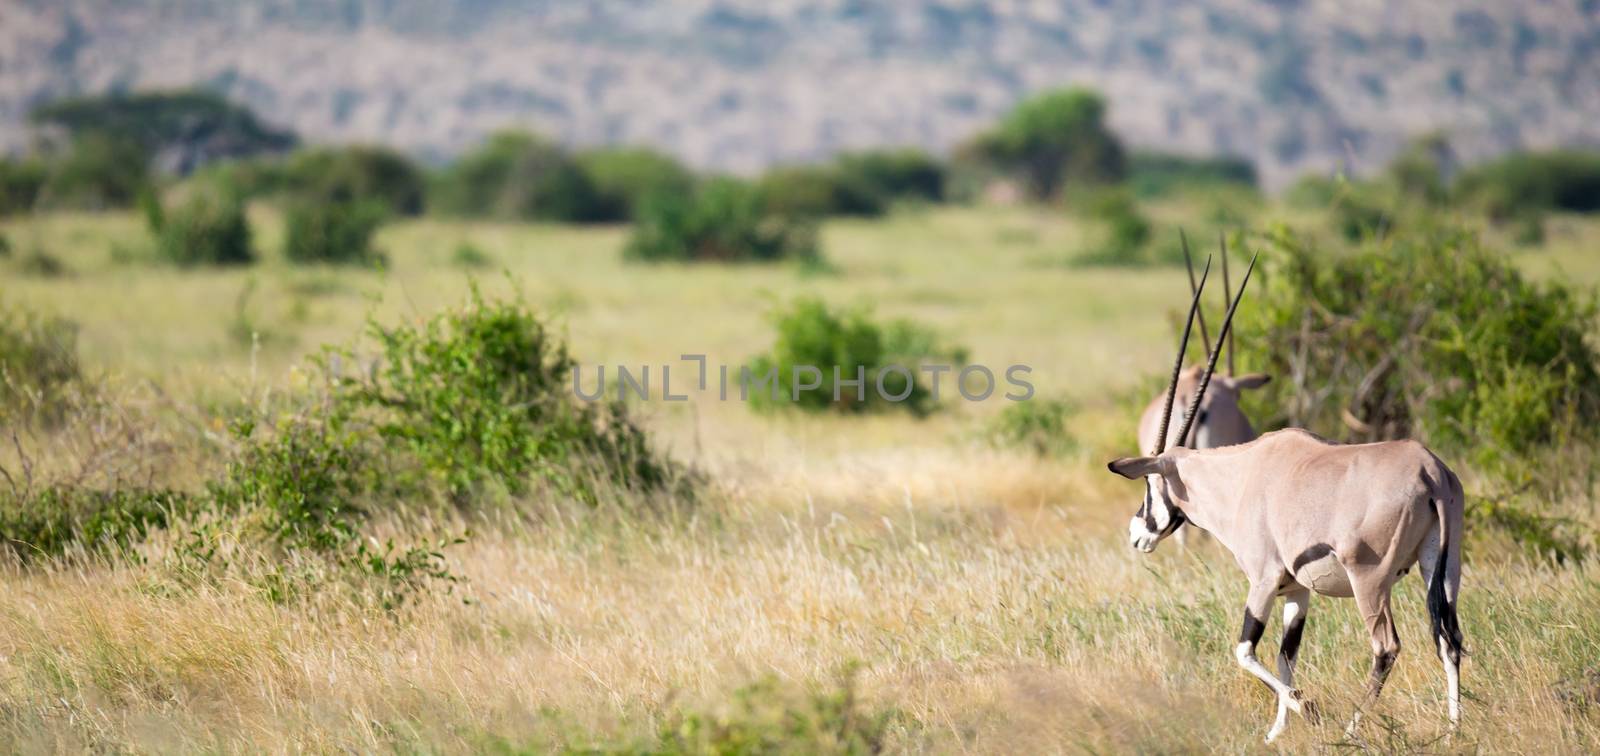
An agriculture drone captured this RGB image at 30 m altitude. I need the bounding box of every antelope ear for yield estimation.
[1107,456,1162,479]
[1230,373,1272,390]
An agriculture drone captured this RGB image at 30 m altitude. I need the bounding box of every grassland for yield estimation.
[2,203,1599,752]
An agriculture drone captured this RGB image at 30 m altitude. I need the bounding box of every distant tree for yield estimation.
[1385,133,1455,205]
[283,146,427,216]
[431,131,607,222]
[833,149,947,203]
[0,158,48,215]
[30,90,297,175]
[1127,151,1258,197]
[966,88,1125,200]
[575,147,695,221]
[757,165,886,218]
[34,133,151,210]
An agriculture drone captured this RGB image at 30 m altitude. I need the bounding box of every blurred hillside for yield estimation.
[3,0,1599,188]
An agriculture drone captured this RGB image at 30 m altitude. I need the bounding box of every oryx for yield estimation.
[1134,235,1270,546]
[1107,253,1466,742]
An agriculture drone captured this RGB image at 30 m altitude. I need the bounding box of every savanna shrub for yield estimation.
[333,288,684,502]
[212,410,371,552]
[152,190,255,266]
[283,200,386,266]
[758,165,886,218]
[0,157,47,215]
[746,298,965,416]
[0,303,82,424]
[625,178,819,264]
[1127,151,1258,198]
[576,147,695,221]
[431,131,608,222]
[0,486,192,561]
[988,398,1078,456]
[1237,225,1600,466]
[283,146,428,216]
[834,148,947,203]
[650,673,895,755]
[35,134,153,210]
[1455,149,1600,220]
[1072,190,1156,267]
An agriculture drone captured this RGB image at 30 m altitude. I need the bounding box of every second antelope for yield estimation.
[1135,235,1269,546]
[1107,253,1466,743]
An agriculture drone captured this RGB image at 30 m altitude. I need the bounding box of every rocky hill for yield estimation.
[3,0,1599,188]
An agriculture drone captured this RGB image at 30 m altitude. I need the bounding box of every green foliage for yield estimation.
[648,673,895,755]
[333,287,685,502]
[759,165,887,218]
[746,298,964,416]
[152,191,255,266]
[1385,133,1454,205]
[625,178,820,264]
[0,303,82,424]
[14,248,71,278]
[0,486,192,561]
[965,87,1125,200]
[575,147,696,221]
[833,148,947,204]
[1127,151,1258,198]
[431,131,608,222]
[451,241,493,269]
[213,410,370,552]
[282,200,386,266]
[1455,149,1600,220]
[1329,185,1398,241]
[30,89,296,173]
[35,134,152,210]
[1071,190,1160,267]
[282,146,428,216]
[0,157,47,215]
[1238,225,1600,468]
[987,398,1078,456]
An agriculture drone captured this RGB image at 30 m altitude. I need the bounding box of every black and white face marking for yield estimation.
[1128,474,1186,552]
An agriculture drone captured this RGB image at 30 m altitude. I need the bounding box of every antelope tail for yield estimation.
[1427,494,1464,662]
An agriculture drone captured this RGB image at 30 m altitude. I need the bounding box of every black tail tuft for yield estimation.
[1427,499,1465,662]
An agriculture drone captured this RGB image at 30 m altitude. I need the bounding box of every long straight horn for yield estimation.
[1181,230,1213,361]
[1175,250,1259,447]
[1154,255,1211,455]
[1220,233,1235,376]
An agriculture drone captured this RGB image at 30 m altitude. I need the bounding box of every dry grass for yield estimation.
[2,205,1599,752]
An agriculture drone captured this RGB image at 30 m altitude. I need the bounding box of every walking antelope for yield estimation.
[1135,237,1270,545]
[1107,254,1466,742]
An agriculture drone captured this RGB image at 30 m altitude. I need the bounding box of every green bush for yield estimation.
[1385,133,1454,205]
[1329,184,1399,241]
[625,178,819,264]
[431,131,608,222]
[963,87,1125,200]
[1455,149,1600,220]
[575,147,695,221]
[1071,190,1156,267]
[758,165,887,218]
[451,241,493,269]
[0,487,192,561]
[833,148,947,203]
[1127,151,1257,198]
[746,298,964,416]
[282,146,427,216]
[1238,225,1600,465]
[35,134,152,210]
[0,303,82,424]
[988,398,1078,456]
[0,157,47,215]
[152,191,255,266]
[282,200,385,266]
[332,288,685,502]
[648,674,895,755]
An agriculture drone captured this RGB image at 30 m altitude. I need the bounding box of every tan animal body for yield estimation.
[1108,254,1465,742]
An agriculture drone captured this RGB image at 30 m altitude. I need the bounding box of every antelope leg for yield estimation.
[1267,586,1314,743]
[1235,577,1306,738]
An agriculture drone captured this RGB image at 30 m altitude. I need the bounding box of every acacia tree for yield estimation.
[969,87,1126,200]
